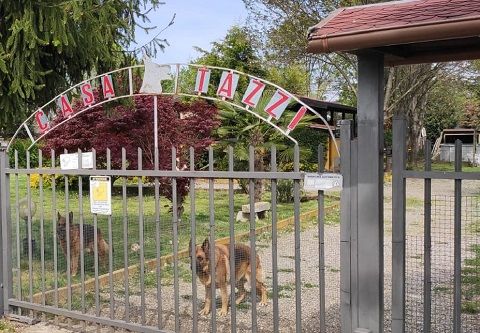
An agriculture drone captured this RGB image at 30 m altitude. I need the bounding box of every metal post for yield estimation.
[356,52,385,333]
[392,116,407,333]
[453,140,462,333]
[340,120,352,333]
[0,140,13,315]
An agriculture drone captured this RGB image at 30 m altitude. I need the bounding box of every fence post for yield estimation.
[0,139,12,316]
[340,119,353,333]
[391,115,407,333]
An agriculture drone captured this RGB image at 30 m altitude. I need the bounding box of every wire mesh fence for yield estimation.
[406,194,480,333]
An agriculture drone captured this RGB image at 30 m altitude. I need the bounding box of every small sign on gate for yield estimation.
[60,152,93,170]
[90,176,111,215]
[303,173,343,191]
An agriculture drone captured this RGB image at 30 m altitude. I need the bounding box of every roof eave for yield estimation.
[307,18,480,56]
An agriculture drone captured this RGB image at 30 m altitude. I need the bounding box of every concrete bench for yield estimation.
[236,202,271,222]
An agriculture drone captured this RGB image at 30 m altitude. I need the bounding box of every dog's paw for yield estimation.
[218,308,228,317]
[259,299,268,306]
[199,307,210,316]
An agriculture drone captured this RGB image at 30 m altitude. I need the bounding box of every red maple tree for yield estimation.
[43,92,219,210]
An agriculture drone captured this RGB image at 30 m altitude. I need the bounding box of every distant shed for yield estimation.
[434,128,479,164]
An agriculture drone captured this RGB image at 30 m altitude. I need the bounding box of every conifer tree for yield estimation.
[0,0,164,135]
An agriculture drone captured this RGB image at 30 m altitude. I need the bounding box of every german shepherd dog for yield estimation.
[57,212,109,276]
[190,238,268,316]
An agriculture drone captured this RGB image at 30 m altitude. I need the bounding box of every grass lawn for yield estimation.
[9,174,336,300]
[410,161,480,172]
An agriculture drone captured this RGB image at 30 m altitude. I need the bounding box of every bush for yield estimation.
[277,179,294,203]
[8,139,40,168]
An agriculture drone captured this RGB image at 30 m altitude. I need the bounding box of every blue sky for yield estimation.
[132,1,249,64]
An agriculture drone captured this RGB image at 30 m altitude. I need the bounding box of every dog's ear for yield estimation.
[201,238,210,253]
[69,211,73,222]
[57,212,61,220]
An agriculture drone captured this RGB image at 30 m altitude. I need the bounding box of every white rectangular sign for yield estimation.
[90,176,112,215]
[303,173,343,191]
[60,152,93,170]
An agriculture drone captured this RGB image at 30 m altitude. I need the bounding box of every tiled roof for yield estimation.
[311,0,480,37]
[307,0,480,65]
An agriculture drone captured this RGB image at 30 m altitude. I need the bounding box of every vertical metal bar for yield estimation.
[423,140,432,333]
[122,148,130,322]
[26,151,33,304]
[77,149,86,330]
[107,149,114,321]
[155,144,162,329]
[248,146,257,333]
[92,149,100,319]
[51,150,58,310]
[0,144,12,314]
[39,150,46,308]
[154,96,158,164]
[189,147,198,332]
[77,148,86,330]
[392,115,407,333]
[128,67,134,96]
[138,148,146,325]
[340,120,353,333]
[270,146,279,333]
[174,64,180,94]
[293,144,302,332]
[228,146,237,333]
[171,147,180,332]
[64,148,72,312]
[14,151,21,304]
[317,145,326,333]
[208,147,216,332]
[453,140,462,333]
[15,150,22,306]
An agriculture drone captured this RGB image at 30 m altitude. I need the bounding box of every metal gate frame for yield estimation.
[0,142,335,332]
[391,115,480,333]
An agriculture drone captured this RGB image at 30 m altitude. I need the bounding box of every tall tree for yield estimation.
[0,0,165,135]
[194,25,314,201]
[243,0,472,159]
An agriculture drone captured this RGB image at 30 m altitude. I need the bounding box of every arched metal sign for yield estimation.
[7,59,338,154]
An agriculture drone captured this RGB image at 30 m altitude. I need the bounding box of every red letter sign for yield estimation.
[194,67,211,94]
[264,90,291,119]
[217,71,239,99]
[35,109,49,133]
[81,82,95,106]
[101,74,115,99]
[287,106,307,131]
[242,79,266,107]
[58,94,74,117]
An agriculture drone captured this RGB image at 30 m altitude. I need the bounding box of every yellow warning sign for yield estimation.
[90,176,111,215]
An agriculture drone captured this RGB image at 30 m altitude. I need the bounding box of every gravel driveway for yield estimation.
[15,179,480,333]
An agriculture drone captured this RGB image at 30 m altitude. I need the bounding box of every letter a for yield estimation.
[58,95,74,117]
[217,71,239,99]
[102,75,115,99]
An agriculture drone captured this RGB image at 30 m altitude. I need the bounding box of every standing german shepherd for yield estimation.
[190,238,268,316]
[57,212,109,276]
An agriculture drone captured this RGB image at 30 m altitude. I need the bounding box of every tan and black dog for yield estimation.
[190,238,268,316]
[57,212,109,276]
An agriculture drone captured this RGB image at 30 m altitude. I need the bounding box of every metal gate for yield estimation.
[391,116,480,333]
[0,142,341,332]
